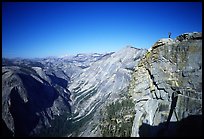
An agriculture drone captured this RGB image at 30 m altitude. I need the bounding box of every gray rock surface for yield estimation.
[2,64,71,136]
[68,46,147,136]
[128,32,202,137]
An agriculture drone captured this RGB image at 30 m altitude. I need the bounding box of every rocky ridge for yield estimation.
[128,32,202,137]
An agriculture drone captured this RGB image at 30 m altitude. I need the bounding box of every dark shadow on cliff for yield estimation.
[9,73,60,137]
[47,74,68,88]
[139,115,202,137]
[1,119,14,137]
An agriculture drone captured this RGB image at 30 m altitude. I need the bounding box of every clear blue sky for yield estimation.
[2,2,202,58]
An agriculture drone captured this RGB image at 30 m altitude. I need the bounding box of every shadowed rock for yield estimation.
[139,115,202,137]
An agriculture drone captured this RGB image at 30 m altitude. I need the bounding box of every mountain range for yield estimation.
[1,32,202,137]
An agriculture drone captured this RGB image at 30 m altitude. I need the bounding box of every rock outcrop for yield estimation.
[128,32,202,137]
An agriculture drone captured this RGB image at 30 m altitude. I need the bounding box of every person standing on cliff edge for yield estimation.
[168,32,171,38]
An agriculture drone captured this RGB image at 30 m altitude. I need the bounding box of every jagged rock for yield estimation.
[176,32,202,42]
[129,32,202,137]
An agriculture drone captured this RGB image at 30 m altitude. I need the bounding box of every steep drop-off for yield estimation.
[128,32,202,137]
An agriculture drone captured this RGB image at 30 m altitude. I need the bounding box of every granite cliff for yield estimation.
[128,32,202,137]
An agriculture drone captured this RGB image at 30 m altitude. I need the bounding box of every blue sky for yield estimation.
[2,2,202,58]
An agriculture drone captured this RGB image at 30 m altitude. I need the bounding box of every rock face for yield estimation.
[128,32,202,137]
[2,63,72,136]
[68,46,147,136]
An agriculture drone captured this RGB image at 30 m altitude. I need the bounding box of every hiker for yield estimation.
[168,32,171,38]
